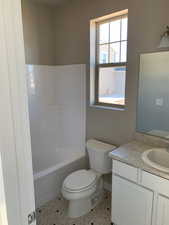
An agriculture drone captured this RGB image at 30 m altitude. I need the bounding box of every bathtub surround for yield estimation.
[26,64,86,207]
[26,64,86,174]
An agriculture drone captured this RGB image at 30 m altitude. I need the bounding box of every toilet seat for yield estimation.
[63,169,97,193]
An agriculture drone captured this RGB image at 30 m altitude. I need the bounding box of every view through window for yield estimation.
[96,13,128,107]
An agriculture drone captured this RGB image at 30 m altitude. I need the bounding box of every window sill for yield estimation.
[89,104,125,111]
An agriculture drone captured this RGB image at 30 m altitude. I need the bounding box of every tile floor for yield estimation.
[36,191,112,225]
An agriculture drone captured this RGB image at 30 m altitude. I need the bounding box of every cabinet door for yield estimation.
[112,175,153,225]
[156,195,169,225]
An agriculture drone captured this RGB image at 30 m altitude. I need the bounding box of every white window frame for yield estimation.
[90,9,128,109]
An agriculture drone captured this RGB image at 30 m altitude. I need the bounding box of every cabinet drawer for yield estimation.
[141,171,169,197]
[112,160,138,182]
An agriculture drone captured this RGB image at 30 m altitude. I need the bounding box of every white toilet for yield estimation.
[62,139,116,218]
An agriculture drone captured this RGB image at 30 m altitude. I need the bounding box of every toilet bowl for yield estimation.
[62,169,101,218]
[62,139,116,218]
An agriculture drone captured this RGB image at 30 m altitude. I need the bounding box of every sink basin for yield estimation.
[142,148,169,173]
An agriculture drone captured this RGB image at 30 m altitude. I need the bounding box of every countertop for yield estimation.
[109,140,169,180]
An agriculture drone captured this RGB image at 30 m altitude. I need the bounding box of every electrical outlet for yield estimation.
[155,98,163,106]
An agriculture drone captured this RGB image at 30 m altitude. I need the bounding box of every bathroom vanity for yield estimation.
[109,141,169,225]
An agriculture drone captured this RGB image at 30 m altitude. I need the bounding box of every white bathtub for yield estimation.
[34,150,86,181]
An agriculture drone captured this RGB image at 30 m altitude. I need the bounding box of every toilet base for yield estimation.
[67,177,104,218]
[68,197,92,218]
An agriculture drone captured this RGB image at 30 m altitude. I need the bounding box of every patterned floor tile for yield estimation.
[36,191,112,225]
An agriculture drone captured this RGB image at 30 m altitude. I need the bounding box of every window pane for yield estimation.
[99,23,109,44]
[99,44,109,63]
[121,41,127,62]
[121,16,128,40]
[98,66,126,105]
[110,19,120,42]
[110,42,120,63]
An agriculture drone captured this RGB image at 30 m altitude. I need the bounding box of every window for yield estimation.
[90,10,128,109]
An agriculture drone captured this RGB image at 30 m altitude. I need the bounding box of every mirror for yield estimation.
[137,51,169,139]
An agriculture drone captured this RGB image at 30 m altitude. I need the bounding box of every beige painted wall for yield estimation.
[54,0,169,145]
[22,0,56,65]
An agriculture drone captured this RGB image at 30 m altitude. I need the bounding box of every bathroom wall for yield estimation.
[53,0,169,146]
[22,0,56,65]
[26,64,87,206]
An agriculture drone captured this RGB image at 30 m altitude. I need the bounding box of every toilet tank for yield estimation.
[86,139,116,174]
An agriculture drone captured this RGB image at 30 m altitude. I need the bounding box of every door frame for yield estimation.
[0,0,36,225]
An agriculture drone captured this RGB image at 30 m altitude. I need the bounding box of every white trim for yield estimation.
[90,9,128,23]
[0,0,36,224]
[0,155,8,225]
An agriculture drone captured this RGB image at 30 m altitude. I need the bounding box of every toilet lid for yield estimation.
[63,170,97,191]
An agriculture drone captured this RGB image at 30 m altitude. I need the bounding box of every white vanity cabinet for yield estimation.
[112,175,153,225]
[157,195,169,225]
[111,160,169,225]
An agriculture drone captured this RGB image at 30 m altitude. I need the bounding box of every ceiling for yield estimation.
[32,0,69,6]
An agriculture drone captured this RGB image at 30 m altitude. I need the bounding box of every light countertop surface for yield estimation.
[109,141,169,180]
